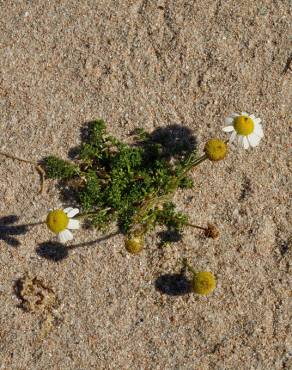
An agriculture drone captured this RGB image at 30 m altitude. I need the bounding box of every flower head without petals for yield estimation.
[192,271,216,295]
[125,235,144,254]
[204,139,227,161]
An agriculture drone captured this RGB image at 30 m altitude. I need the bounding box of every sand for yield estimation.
[0,1,291,369]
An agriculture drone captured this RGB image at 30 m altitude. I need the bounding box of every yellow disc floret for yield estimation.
[233,115,254,136]
[204,138,227,161]
[46,209,69,234]
[192,271,216,295]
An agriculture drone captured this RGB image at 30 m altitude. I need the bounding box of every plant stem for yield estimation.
[75,208,111,220]
[129,152,208,235]
[183,258,196,275]
[185,222,208,231]
[0,150,45,193]
[0,151,38,165]
[178,153,208,180]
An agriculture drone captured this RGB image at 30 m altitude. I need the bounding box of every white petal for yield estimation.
[241,111,249,116]
[67,208,79,218]
[68,219,80,230]
[243,136,250,149]
[248,133,261,147]
[58,229,73,243]
[254,123,264,138]
[250,114,256,120]
[229,131,237,143]
[230,112,239,117]
[225,117,234,125]
[254,118,262,125]
[237,135,242,145]
[64,207,73,214]
[238,135,246,148]
[222,125,235,132]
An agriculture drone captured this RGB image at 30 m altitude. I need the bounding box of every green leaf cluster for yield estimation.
[43,120,197,238]
[42,156,79,180]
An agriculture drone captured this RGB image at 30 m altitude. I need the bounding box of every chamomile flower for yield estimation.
[46,207,80,243]
[223,112,264,149]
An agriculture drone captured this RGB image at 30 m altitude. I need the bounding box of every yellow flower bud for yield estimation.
[204,139,227,161]
[192,271,216,295]
[125,236,144,254]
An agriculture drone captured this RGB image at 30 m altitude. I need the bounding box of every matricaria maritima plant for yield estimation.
[42,121,227,250]
[0,113,264,295]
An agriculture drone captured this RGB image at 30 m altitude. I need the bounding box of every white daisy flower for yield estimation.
[46,207,80,243]
[222,112,264,149]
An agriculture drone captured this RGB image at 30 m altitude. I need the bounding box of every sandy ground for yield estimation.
[0,1,291,369]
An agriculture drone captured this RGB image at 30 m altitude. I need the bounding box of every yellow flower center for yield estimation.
[46,209,69,234]
[204,139,227,161]
[192,271,216,295]
[234,115,254,136]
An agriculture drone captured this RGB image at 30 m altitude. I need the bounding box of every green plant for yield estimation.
[0,112,266,297]
[42,120,221,247]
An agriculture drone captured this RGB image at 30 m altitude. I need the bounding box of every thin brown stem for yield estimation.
[36,165,45,193]
[185,222,207,231]
[186,222,219,239]
[0,151,45,193]
[0,151,38,165]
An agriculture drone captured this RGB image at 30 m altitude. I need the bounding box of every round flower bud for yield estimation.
[125,236,144,254]
[192,271,216,295]
[204,139,227,161]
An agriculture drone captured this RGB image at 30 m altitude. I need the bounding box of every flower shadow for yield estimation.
[68,121,198,162]
[0,215,29,247]
[157,228,182,246]
[36,231,119,262]
[143,124,198,160]
[36,242,69,261]
[155,272,192,296]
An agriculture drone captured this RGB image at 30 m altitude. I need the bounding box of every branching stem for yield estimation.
[130,153,208,234]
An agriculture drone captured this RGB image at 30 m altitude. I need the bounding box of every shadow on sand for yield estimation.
[36,230,119,262]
